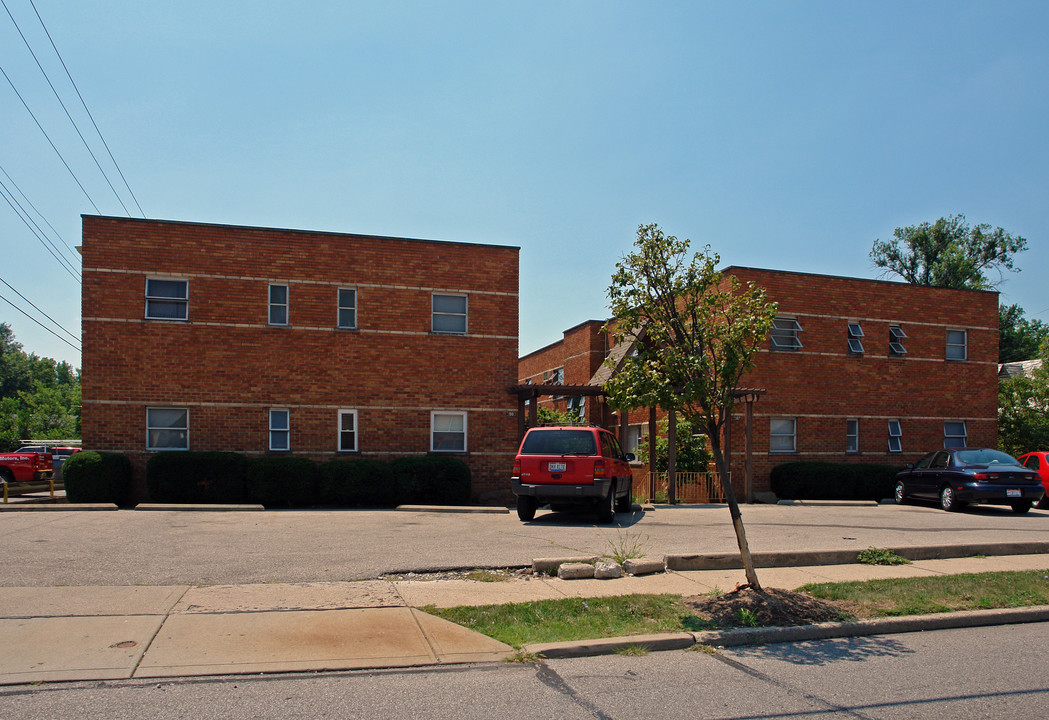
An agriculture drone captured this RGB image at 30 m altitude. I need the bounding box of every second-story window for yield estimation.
[145,278,188,320]
[770,317,803,351]
[889,325,908,356]
[946,329,967,361]
[847,322,864,354]
[432,293,467,334]
[269,284,288,325]
[337,288,357,329]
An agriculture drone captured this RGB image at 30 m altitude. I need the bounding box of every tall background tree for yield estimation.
[870,214,1027,290]
[0,323,81,451]
[604,224,777,590]
[999,304,1049,364]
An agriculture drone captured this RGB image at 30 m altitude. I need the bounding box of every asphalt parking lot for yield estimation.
[1,501,1047,587]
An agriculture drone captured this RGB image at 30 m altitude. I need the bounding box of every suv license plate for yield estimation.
[1007,489,1022,498]
[548,462,567,472]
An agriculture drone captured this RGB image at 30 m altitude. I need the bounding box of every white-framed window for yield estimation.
[769,417,797,453]
[888,420,903,453]
[145,278,188,320]
[431,411,467,452]
[846,419,859,453]
[847,322,864,354]
[889,325,907,356]
[337,288,357,329]
[338,409,358,452]
[944,421,967,448]
[269,409,290,451]
[624,424,646,455]
[432,293,467,334]
[269,284,289,325]
[946,329,967,361]
[147,407,189,450]
[770,317,803,351]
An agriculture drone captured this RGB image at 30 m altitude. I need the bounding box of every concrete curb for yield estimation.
[134,504,265,511]
[395,505,510,514]
[665,541,1049,571]
[524,605,1049,659]
[0,503,117,512]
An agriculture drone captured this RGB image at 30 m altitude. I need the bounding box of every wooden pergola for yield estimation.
[505,384,767,503]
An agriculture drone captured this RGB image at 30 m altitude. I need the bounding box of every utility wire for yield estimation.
[27,0,144,217]
[1,0,130,216]
[0,290,80,353]
[0,179,82,283]
[0,62,101,214]
[0,275,80,345]
[0,162,80,264]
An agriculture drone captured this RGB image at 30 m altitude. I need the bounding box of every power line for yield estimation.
[27,0,144,217]
[0,290,80,353]
[0,162,80,265]
[0,177,81,283]
[1,0,131,216]
[0,61,101,214]
[0,275,80,345]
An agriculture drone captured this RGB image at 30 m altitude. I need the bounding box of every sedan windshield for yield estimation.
[954,449,1021,467]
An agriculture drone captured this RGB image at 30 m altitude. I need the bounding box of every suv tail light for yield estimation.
[593,459,607,478]
[512,459,521,477]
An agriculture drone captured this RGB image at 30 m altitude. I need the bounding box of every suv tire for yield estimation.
[596,484,616,524]
[615,478,632,513]
[517,496,537,522]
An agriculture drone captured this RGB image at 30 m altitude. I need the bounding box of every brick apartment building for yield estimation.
[81,216,520,502]
[518,267,1000,498]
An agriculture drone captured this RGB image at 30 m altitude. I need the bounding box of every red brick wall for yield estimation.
[81,216,520,503]
[520,267,1000,498]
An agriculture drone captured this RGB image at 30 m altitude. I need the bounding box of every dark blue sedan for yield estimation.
[894,448,1044,513]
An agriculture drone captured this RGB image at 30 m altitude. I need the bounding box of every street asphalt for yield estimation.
[1,498,1048,685]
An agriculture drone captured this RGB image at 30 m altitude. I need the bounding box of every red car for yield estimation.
[1016,452,1049,509]
[510,425,635,523]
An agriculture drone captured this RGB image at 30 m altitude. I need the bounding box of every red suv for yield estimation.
[511,425,635,523]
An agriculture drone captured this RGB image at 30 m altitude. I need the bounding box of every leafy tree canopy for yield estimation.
[870,214,1027,290]
[0,322,80,449]
[999,304,1049,364]
[998,352,1049,457]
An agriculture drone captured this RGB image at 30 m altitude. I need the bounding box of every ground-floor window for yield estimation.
[147,407,188,450]
[888,420,903,453]
[338,409,358,452]
[769,417,796,453]
[846,419,859,453]
[269,409,290,451]
[944,420,967,448]
[431,411,467,452]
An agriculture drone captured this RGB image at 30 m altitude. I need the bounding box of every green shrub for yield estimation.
[389,456,471,505]
[318,458,401,507]
[246,457,318,507]
[770,462,902,500]
[62,451,134,506]
[146,451,249,504]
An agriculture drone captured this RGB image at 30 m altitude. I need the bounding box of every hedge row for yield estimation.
[63,451,472,508]
[770,462,903,500]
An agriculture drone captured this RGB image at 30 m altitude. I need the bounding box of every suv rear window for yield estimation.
[520,429,597,456]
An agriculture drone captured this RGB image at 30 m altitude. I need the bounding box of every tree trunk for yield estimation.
[709,439,762,591]
[667,409,677,505]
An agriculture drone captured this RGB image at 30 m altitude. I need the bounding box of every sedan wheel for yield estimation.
[940,485,964,512]
[1011,500,1033,515]
[894,480,907,505]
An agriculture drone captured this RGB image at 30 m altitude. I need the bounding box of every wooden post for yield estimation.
[745,396,754,504]
[667,408,677,505]
[648,406,657,500]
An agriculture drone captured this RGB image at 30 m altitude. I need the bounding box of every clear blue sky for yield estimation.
[2,1,1047,368]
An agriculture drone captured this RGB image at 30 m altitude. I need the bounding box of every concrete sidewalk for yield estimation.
[2,551,1048,685]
